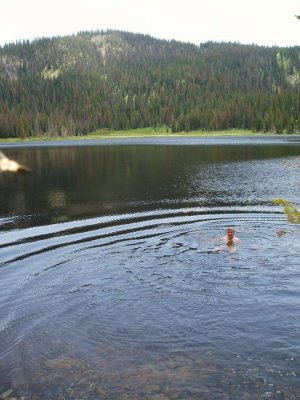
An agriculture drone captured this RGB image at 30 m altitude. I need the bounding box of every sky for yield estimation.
[0,0,299,47]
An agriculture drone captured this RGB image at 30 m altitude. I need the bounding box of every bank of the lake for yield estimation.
[0,128,292,144]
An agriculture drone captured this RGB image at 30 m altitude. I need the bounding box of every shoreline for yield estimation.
[0,129,296,144]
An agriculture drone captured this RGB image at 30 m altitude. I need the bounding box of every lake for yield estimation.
[1,136,300,399]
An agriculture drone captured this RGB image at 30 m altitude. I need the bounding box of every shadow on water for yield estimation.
[0,137,300,399]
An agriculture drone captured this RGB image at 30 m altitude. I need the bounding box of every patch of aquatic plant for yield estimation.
[273,198,300,224]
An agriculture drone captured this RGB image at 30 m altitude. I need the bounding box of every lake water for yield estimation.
[0,136,300,399]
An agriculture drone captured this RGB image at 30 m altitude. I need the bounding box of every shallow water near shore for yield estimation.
[1,136,300,399]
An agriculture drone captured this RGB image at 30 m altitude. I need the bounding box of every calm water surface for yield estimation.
[0,136,300,399]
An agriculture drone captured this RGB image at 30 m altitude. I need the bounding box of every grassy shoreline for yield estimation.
[0,128,297,144]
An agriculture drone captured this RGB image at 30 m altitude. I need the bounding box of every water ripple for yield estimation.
[1,206,299,399]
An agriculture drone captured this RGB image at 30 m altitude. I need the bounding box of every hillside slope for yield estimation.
[0,30,299,137]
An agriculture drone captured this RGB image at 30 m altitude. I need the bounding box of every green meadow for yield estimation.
[0,128,280,143]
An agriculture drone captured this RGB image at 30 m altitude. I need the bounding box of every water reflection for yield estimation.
[1,140,300,229]
[47,190,68,223]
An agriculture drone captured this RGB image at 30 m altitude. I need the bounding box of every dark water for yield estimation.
[0,136,300,399]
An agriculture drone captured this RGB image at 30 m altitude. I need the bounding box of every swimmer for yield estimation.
[213,227,240,253]
[0,151,29,173]
[221,227,240,246]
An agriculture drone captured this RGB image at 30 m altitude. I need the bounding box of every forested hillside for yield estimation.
[0,30,299,138]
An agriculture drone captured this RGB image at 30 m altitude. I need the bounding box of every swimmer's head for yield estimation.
[227,227,235,240]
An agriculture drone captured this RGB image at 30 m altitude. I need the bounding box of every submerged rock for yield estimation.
[0,389,13,399]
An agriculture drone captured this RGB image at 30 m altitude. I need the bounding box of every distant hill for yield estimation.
[0,30,299,138]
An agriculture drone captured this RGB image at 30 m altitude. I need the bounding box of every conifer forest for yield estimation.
[0,30,299,138]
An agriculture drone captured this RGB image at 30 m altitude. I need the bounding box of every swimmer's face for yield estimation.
[227,228,234,239]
